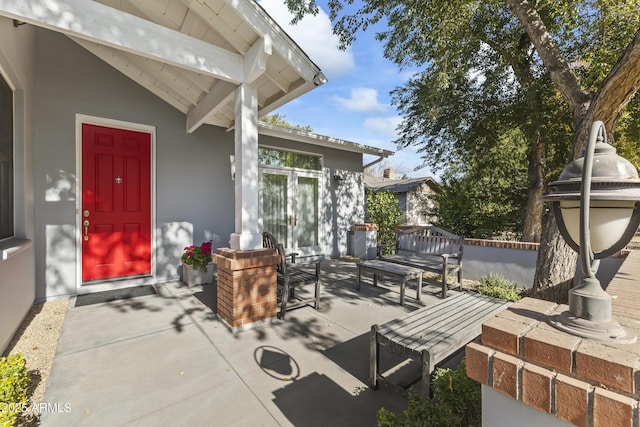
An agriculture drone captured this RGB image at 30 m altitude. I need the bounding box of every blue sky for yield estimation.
[258,0,432,178]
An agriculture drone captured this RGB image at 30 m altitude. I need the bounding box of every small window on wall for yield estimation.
[258,147,321,170]
[0,73,13,240]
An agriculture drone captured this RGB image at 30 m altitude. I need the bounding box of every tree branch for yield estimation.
[588,29,640,133]
[505,0,591,122]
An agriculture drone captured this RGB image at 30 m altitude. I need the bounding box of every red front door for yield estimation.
[82,124,151,282]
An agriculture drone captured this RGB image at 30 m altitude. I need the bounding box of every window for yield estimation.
[258,147,321,170]
[0,73,13,240]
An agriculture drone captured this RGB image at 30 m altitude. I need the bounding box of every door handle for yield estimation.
[83,219,90,241]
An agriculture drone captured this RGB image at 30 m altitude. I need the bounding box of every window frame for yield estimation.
[0,69,14,242]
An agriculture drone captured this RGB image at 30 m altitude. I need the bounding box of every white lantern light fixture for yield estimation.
[542,121,640,343]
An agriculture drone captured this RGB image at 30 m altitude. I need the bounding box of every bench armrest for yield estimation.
[285,252,300,263]
[440,251,461,259]
[287,254,325,267]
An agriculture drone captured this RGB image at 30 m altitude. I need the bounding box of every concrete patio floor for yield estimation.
[41,260,453,426]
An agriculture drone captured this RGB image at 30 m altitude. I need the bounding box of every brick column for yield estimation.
[466,296,640,427]
[215,248,280,332]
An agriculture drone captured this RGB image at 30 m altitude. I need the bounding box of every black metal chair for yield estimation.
[262,231,323,319]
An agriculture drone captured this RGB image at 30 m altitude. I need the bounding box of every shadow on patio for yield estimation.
[40,259,450,426]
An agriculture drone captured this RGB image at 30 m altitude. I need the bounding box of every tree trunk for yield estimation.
[520,136,545,242]
[532,209,576,302]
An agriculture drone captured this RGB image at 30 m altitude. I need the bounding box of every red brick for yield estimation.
[593,387,635,427]
[216,248,278,329]
[575,341,639,394]
[482,316,530,356]
[522,362,553,413]
[523,327,580,373]
[492,351,521,399]
[465,342,493,385]
[555,374,590,427]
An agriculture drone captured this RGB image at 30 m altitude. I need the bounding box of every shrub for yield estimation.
[477,273,522,301]
[0,353,29,427]
[378,360,481,427]
[366,190,404,255]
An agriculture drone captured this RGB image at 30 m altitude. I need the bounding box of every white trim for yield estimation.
[258,122,394,157]
[74,114,157,290]
[0,0,244,82]
[259,165,323,256]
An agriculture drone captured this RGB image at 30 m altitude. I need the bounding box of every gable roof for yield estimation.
[365,176,441,194]
[0,0,325,132]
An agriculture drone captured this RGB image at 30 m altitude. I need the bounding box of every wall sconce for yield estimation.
[542,120,640,343]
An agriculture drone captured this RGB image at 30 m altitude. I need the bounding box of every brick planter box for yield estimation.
[215,248,280,332]
[466,296,640,427]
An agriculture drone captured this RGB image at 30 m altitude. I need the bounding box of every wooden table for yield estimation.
[370,292,512,396]
[357,260,424,305]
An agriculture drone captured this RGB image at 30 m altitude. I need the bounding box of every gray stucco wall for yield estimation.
[32,29,365,300]
[0,18,36,352]
[463,244,538,289]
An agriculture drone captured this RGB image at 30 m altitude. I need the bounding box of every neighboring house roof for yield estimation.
[365,176,441,194]
[0,0,325,133]
[259,123,394,158]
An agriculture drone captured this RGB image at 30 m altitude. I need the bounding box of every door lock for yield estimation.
[83,210,90,217]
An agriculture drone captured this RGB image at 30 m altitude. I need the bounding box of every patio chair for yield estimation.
[262,232,323,319]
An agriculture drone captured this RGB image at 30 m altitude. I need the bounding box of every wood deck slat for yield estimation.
[370,292,512,396]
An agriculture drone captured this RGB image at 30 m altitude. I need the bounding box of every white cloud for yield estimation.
[258,0,355,78]
[363,115,402,138]
[332,87,386,113]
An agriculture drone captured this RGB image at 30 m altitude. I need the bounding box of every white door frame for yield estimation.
[75,114,157,292]
[259,166,322,256]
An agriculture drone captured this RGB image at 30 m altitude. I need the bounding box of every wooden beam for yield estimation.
[186,81,236,133]
[0,0,244,83]
[243,38,271,83]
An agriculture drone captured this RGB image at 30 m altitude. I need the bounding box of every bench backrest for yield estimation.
[262,231,288,275]
[396,226,464,256]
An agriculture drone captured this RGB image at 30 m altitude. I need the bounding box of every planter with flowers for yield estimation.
[181,241,214,287]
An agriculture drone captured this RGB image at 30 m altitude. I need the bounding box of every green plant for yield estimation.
[366,190,404,255]
[378,360,481,427]
[0,353,29,427]
[181,241,213,272]
[477,273,522,301]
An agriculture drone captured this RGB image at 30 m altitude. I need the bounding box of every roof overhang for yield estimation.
[0,0,326,132]
[258,123,394,158]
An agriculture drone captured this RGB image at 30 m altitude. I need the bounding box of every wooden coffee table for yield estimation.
[357,260,424,305]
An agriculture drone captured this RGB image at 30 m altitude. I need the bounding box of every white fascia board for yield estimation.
[228,0,323,83]
[0,0,244,83]
[258,123,395,157]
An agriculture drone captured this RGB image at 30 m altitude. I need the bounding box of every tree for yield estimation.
[366,190,404,251]
[428,129,529,238]
[505,1,640,295]
[285,0,640,295]
[260,113,313,133]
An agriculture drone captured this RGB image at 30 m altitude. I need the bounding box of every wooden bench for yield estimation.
[370,292,511,396]
[357,260,424,305]
[378,226,463,298]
